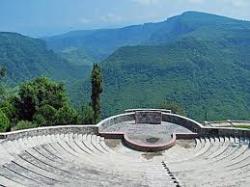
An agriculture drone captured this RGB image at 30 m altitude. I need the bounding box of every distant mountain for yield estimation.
[43,11,247,60]
[0,32,90,85]
[43,23,164,60]
[95,12,250,121]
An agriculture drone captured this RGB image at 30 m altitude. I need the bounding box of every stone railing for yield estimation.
[98,110,250,141]
[0,125,98,140]
[97,112,135,131]
[1,109,249,150]
[161,112,204,133]
[125,108,172,113]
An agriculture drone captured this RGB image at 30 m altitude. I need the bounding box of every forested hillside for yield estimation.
[0,32,90,85]
[101,39,250,121]
[98,12,250,121]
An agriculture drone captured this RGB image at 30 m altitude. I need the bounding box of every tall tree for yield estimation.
[91,64,103,123]
[0,66,7,105]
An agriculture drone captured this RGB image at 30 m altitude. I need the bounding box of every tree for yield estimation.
[160,100,186,116]
[0,66,6,80]
[55,105,78,125]
[0,66,6,105]
[79,105,95,124]
[14,77,68,121]
[91,64,103,123]
[0,109,11,132]
[33,104,57,126]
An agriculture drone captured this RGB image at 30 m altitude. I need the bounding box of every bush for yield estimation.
[33,104,57,126]
[15,120,38,130]
[14,77,68,121]
[160,100,186,116]
[0,97,17,124]
[55,105,78,125]
[79,105,95,124]
[0,110,11,132]
[33,114,47,127]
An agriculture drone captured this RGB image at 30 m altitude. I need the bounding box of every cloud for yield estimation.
[230,0,248,7]
[188,0,204,3]
[100,13,124,23]
[131,0,161,6]
[79,18,91,24]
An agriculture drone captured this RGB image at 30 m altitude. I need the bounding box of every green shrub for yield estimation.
[14,77,68,121]
[79,105,95,124]
[33,104,57,126]
[33,114,47,127]
[15,120,38,130]
[160,100,186,116]
[0,110,10,132]
[56,105,78,125]
[0,98,17,124]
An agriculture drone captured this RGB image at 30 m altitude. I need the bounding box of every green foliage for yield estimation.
[15,120,38,131]
[55,105,78,125]
[14,77,68,121]
[0,98,17,123]
[78,105,95,124]
[160,101,186,116]
[33,104,57,126]
[0,110,10,132]
[0,66,6,79]
[91,64,103,123]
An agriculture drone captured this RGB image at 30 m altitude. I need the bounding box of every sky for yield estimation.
[1,0,250,37]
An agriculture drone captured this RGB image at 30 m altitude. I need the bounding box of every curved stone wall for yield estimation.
[97,112,135,131]
[161,112,203,132]
[0,125,98,140]
[1,109,249,151]
[97,110,250,149]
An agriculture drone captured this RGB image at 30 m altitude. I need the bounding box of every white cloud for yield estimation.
[230,0,248,7]
[188,0,204,3]
[131,0,161,6]
[100,13,124,23]
[79,18,91,24]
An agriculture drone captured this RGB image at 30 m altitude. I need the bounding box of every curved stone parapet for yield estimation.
[97,110,195,151]
[97,109,250,152]
[97,112,135,131]
[161,112,204,133]
[125,108,172,113]
[0,125,98,140]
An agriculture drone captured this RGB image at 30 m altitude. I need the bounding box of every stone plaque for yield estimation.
[135,111,162,124]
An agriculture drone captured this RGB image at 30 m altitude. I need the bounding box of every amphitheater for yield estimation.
[0,109,249,187]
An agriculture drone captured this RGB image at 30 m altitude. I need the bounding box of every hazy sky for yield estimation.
[1,0,250,37]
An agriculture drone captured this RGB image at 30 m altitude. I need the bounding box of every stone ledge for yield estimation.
[125,108,172,113]
[0,125,98,140]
